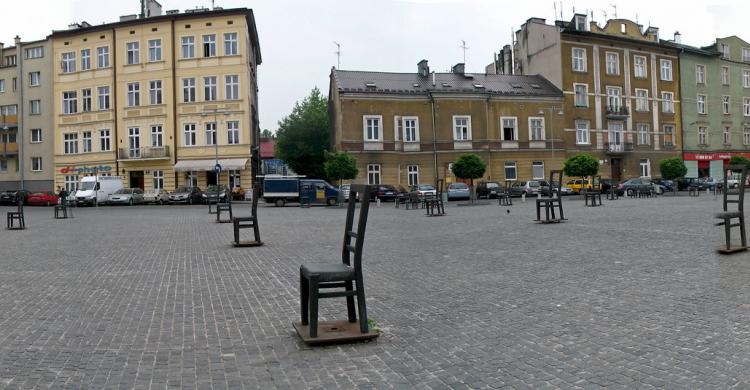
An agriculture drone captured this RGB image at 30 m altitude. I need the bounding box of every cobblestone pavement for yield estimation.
[1,193,750,388]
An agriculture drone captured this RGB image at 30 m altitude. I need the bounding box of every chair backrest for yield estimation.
[343,184,373,274]
[435,178,444,196]
[549,170,563,199]
[504,180,513,194]
[592,175,602,192]
[723,164,748,212]
[17,198,23,213]
[251,182,260,216]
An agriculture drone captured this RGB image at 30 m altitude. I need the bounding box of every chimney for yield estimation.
[451,63,465,75]
[673,31,681,44]
[142,0,162,18]
[417,59,429,77]
[0,42,4,57]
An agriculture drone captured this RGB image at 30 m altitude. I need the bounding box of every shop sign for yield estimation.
[59,165,113,174]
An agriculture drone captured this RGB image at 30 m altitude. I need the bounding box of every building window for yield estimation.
[126,42,139,65]
[152,170,164,190]
[80,49,91,71]
[148,39,162,62]
[128,127,140,157]
[149,80,162,105]
[204,76,217,101]
[660,59,672,81]
[31,128,41,143]
[11,78,15,92]
[695,64,706,84]
[4,55,16,66]
[127,82,140,107]
[0,160,6,172]
[30,100,40,115]
[64,175,77,193]
[744,70,750,88]
[637,123,649,145]
[225,75,239,100]
[663,125,675,146]
[532,161,544,180]
[605,52,619,75]
[229,170,241,189]
[723,126,731,145]
[574,83,588,107]
[744,48,750,62]
[97,46,109,68]
[363,115,382,141]
[403,117,418,142]
[227,121,239,144]
[745,127,750,145]
[528,117,545,141]
[453,116,471,140]
[25,47,43,59]
[202,34,216,57]
[723,96,731,115]
[82,131,92,153]
[501,117,517,141]
[224,32,238,55]
[635,89,649,112]
[62,91,77,114]
[188,171,198,187]
[205,122,217,145]
[30,157,41,172]
[78,88,90,112]
[606,87,621,110]
[721,43,730,59]
[407,165,419,186]
[576,120,589,144]
[698,126,708,145]
[572,48,586,72]
[634,55,647,78]
[1,105,16,115]
[697,94,707,114]
[29,71,40,86]
[61,52,75,73]
[744,97,750,116]
[722,66,730,85]
[63,133,78,154]
[504,161,517,181]
[183,78,196,102]
[97,86,110,110]
[0,79,4,92]
[367,164,381,185]
[639,159,650,178]
[99,129,111,151]
[184,123,196,146]
[151,125,163,147]
[181,36,195,59]
[662,92,674,113]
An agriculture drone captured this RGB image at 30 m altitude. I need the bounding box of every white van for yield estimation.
[74,176,124,206]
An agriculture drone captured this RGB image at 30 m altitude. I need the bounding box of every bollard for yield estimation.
[376,198,381,208]
[522,192,526,203]
[706,188,710,195]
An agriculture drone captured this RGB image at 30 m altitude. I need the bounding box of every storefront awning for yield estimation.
[174,158,248,172]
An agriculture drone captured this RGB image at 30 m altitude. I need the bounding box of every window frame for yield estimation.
[605,51,620,75]
[205,122,217,146]
[636,123,650,145]
[532,161,544,180]
[662,92,674,113]
[183,123,196,146]
[97,46,110,68]
[225,75,239,100]
[697,94,707,114]
[182,78,196,102]
[571,47,586,72]
[61,52,75,73]
[62,91,77,114]
[504,161,517,181]
[202,34,216,57]
[633,55,647,78]
[695,64,706,84]
[635,88,649,112]
[28,71,40,87]
[367,164,381,185]
[82,130,92,153]
[127,82,140,107]
[528,117,545,141]
[660,59,673,81]
[30,157,42,172]
[698,126,708,145]
[363,115,383,142]
[97,86,110,110]
[573,83,588,107]
[148,39,162,62]
[224,32,238,56]
[63,133,78,154]
[227,121,240,145]
[402,116,419,142]
[407,165,419,186]
[453,115,472,141]
[575,120,590,145]
[99,129,111,152]
[81,88,91,112]
[151,125,163,147]
[203,76,217,101]
[126,41,140,65]
[500,116,518,141]
[149,80,163,105]
[181,36,195,59]
[30,128,42,143]
[723,95,731,115]
[80,49,91,71]
[29,99,40,115]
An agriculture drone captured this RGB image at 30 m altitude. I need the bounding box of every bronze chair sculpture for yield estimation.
[716,164,748,253]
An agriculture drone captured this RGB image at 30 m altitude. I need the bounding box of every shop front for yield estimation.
[683,152,750,178]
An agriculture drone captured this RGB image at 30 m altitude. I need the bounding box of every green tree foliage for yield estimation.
[659,157,688,180]
[324,150,358,185]
[451,153,486,180]
[728,156,750,170]
[261,129,274,139]
[275,87,329,179]
[563,154,599,178]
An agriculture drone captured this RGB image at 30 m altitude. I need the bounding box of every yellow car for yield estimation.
[565,179,593,194]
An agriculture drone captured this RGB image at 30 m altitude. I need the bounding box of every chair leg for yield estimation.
[741,216,747,248]
[355,277,368,334]
[345,280,356,322]
[253,222,261,243]
[725,218,732,250]
[309,275,319,338]
[300,269,309,325]
[233,221,240,244]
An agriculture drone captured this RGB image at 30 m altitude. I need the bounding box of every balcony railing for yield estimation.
[605,105,629,118]
[604,142,633,153]
[118,146,170,159]
[1,142,18,156]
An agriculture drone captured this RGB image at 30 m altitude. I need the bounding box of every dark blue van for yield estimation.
[262,176,340,207]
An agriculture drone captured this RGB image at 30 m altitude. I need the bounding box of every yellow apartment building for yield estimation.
[51,6,261,193]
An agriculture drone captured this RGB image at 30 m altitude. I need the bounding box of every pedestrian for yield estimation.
[58,186,68,206]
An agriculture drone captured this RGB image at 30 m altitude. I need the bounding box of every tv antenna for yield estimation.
[333,41,341,69]
[609,3,617,18]
[460,40,469,64]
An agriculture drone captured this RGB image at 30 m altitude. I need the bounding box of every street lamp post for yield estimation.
[538,107,565,173]
[202,107,230,203]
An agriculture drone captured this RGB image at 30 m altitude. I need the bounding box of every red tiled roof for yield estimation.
[260,138,276,158]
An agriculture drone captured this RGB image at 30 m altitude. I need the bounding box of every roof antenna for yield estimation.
[610,3,617,18]
[553,2,557,20]
[601,10,608,21]
[560,1,564,19]
[460,40,469,65]
[333,41,341,69]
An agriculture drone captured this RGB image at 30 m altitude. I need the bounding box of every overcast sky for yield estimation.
[3,0,749,132]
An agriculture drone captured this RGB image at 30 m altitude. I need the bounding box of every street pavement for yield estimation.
[0,192,749,389]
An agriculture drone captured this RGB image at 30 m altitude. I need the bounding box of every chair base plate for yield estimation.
[216,219,232,224]
[718,245,748,254]
[293,320,379,345]
[232,240,263,247]
[6,227,25,230]
[535,219,565,224]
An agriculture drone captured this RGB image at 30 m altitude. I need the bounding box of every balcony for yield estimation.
[604,142,633,154]
[118,146,170,160]
[0,142,18,156]
[605,105,629,119]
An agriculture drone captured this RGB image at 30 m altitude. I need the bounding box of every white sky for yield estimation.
[2,0,748,132]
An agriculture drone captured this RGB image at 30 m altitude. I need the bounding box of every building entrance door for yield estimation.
[611,158,621,181]
[129,171,144,189]
[206,171,217,186]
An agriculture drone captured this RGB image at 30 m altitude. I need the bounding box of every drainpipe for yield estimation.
[485,93,491,179]
[15,36,23,189]
[429,91,438,184]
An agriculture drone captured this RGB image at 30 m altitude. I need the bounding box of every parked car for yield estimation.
[143,188,169,204]
[446,182,470,200]
[539,180,573,196]
[701,177,723,190]
[617,178,658,196]
[565,179,593,194]
[476,181,503,199]
[509,180,541,197]
[599,178,619,194]
[652,178,675,193]
[371,185,398,201]
[168,186,204,204]
[0,189,31,205]
[338,184,351,200]
[677,177,703,191]
[410,184,437,198]
[27,191,60,206]
[202,185,230,203]
[107,188,145,205]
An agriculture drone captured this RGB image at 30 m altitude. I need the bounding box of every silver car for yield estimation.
[107,188,145,205]
[143,188,169,204]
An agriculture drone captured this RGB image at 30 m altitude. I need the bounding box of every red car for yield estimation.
[27,191,60,206]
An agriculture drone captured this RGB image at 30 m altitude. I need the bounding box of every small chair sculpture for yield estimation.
[405,191,420,210]
[535,170,565,223]
[216,198,233,223]
[583,176,602,206]
[425,179,445,217]
[607,185,619,200]
[232,184,262,247]
[498,180,513,206]
[300,195,311,208]
[688,184,700,197]
[207,198,218,214]
[7,199,25,230]
[296,184,378,344]
[716,165,748,254]
[54,200,68,219]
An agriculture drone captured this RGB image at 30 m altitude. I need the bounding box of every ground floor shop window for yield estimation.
[407,165,419,186]
[640,159,650,177]
[152,170,164,189]
[229,170,241,188]
[64,175,77,192]
[367,164,381,185]
[504,161,517,181]
[188,170,198,187]
[532,161,544,180]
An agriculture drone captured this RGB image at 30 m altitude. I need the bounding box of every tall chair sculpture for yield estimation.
[232,183,262,247]
[535,170,565,223]
[716,164,748,253]
[7,198,25,230]
[425,179,445,216]
[584,175,602,206]
[216,197,233,223]
[296,184,379,344]
[499,180,513,206]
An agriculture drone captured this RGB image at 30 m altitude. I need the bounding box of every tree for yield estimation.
[563,154,599,193]
[261,129,274,139]
[729,156,750,170]
[324,150,358,186]
[451,153,487,202]
[275,87,329,179]
[659,157,687,195]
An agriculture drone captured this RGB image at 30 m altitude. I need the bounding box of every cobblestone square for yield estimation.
[1,194,749,388]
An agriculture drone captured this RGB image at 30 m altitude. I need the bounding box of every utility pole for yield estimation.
[460,40,469,64]
[333,41,341,69]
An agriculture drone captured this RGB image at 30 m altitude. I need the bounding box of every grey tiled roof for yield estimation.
[332,69,562,97]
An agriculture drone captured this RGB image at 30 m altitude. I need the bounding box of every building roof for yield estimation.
[260,138,275,159]
[331,69,561,97]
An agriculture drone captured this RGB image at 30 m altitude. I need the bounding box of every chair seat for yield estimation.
[716,211,743,219]
[301,263,355,282]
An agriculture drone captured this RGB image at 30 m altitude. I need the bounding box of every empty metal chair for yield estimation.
[7,199,25,230]
[232,183,262,247]
[716,164,748,253]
